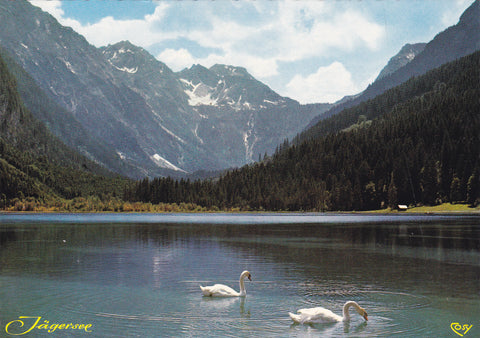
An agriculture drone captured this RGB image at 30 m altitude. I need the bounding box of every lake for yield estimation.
[0,213,479,337]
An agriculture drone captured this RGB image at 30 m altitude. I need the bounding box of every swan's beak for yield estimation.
[248,274,252,281]
[363,312,368,321]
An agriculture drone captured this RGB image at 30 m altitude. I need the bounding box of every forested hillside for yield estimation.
[0,52,131,210]
[0,47,139,178]
[127,51,480,211]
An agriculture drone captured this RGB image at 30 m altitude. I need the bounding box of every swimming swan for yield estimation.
[200,271,252,297]
[289,301,368,324]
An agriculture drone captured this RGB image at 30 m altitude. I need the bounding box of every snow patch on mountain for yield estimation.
[239,96,252,109]
[62,59,76,74]
[181,78,218,106]
[106,58,138,73]
[117,47,135,55]
[263,99,279,105]
[223,65,244,76]
[193,124,203,144]
[114,65,138,74]
[159,124,186,144]
[151,154,186,172]
[243,113,258,162]
[406,52,416,61]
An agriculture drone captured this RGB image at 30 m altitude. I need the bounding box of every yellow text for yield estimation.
[5,316,93,336]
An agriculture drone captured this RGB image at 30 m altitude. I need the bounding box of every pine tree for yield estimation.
[388,172,398,209]
[466,168,479,206]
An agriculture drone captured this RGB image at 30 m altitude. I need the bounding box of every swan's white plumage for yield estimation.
[200,284,240,297]
[289,301,368,324]
[289,307,342,323]
[200,270,252,297]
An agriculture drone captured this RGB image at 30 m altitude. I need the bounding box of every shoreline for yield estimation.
[361,203,480,215]
[0,203,479,215]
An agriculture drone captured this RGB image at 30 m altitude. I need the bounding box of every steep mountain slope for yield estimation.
[0,50,88,170]
[307,0,480,128]
[375,43,426,80]
[0,0,169,178]
[0,0,329,178]
[99,41,209,174]
[0,51,128,202]
[179,64,296,110]
[0,47,139,177]
[177,64,330,165]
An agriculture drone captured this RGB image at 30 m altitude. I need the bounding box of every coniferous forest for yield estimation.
[126,51,480,211]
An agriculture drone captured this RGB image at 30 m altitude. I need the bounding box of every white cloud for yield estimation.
[29,0,87,37]
[266,3,384,61]
[285,62,359,104]
[30,0,64,18]
[27,0,474,105]
[441,0,473,26]
[31,0,383,61]
[159,47,279,79]
[29,1,174,47]
[28,0,386,103]
[75,16,156,47]
[158,48,196,72]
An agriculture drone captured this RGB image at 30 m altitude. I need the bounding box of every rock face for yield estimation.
[0,0,329,178]
[177,63,325,167]
[375,43,427,81]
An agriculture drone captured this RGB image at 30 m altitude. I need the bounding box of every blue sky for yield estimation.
[29,0,473,104]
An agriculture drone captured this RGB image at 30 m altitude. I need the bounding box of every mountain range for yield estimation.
[0,0,329,178]
[0,0,479,180]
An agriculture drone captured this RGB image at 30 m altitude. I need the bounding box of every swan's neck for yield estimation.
[342,301,360,321]
[239,277,246,296]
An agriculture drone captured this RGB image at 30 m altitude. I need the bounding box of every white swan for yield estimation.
[289,301,368,324]
[200,271,252,297]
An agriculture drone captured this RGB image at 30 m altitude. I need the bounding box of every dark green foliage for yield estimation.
[128,51,480,211]
[0,135,132,204]
[0,51,132,204]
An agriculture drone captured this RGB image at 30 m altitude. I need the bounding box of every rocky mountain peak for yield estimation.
[210,64,251,79]
[376,43,427,81]
[179,62,292,110]
[179,64,218,87]
[101,40,171,76]
[459,0,480,26]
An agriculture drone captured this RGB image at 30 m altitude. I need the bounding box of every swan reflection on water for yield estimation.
[200,296,250,318]
[290,312,368,335]
[289,300,368,324]
[239,297,250,318]
[343,320,368,334]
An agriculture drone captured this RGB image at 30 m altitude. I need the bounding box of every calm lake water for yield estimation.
[0,213,479,337]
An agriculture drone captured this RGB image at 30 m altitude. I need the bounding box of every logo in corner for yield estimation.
[451,323,473,336]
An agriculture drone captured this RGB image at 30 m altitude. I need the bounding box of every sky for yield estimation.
[29,0,473,104]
